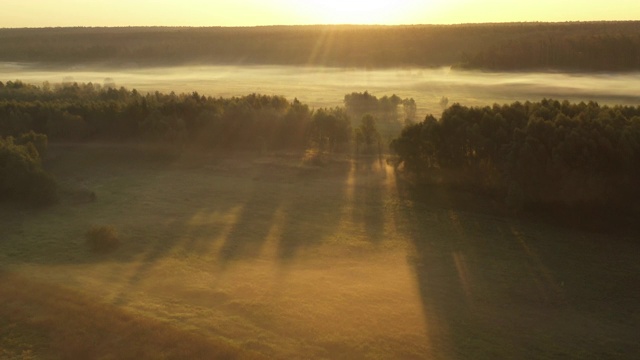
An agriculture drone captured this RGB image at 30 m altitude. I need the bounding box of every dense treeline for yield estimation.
[464,31,640,71]
[1,22,640,71]
[6,79,640,225]
[0,25,465,67]
[0,82,397,157]
[0,81,419,155]
[391,99,640,225]
[1,81,413,205]
[0,80,319,150]
[0,80,363,205]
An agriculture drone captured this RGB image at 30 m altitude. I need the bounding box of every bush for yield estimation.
[16,131,48,158]
[85,225,120,252]
[0,134,57,206]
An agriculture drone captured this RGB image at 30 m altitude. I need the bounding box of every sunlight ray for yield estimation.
[306,27,330,66]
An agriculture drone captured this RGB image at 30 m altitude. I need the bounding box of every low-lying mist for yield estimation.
[3,63,639,118]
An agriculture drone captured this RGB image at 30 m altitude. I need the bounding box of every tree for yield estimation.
[309,108,352,153]
[355,114,381,155]
[403,98,417,123]
[0,135,57,205]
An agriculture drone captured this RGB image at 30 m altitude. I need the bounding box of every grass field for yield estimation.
[1,144,639,359]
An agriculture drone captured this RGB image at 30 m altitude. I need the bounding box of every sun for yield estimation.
[288,0,434,25]
[316,1,402,24]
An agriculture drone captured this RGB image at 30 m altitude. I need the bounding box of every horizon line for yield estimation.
[1,20,638,30]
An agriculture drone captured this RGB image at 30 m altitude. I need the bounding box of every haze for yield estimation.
[2,1,640,359]
[4,64,640,118]
[3,0,640,27]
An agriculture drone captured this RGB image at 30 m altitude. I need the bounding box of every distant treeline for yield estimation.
[391,100,640,226]
[1,22,640,71]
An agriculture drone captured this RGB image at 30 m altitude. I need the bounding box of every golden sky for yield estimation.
[2,0,639,27]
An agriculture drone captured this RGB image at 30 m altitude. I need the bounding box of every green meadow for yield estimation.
[1,144,638,359]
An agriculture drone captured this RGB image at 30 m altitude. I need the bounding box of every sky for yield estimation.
[2,0,640,28]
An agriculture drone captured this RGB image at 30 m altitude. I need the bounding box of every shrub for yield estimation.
[16,131,48,158]
[85,225,120,252]
[0,135,57,206]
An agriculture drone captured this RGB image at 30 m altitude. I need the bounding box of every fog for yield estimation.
[3,62,640,117]
[3,61,640,359]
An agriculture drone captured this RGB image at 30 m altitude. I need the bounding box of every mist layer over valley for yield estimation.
[4,62,640,118]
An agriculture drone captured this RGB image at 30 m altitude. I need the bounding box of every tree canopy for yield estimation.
[391,99,640,224]
[0,81,321,151]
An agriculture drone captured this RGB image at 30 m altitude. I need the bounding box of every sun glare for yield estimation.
[289,0,435,25]
[318,1,400,24]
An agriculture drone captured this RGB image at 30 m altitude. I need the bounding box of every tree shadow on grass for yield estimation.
[351,156,388,244]
[274,159,352,262]
[394,174,640,359]
[216,185,286,266]
[5,142,401,264]
[1,150,393,273]
[113,152,355,273]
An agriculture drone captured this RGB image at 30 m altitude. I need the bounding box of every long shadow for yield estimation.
[349,155,386,244]
[216,184,283,267]
[275,158,352,262]
[1,147,387,271]
[1,148,356,274]
[1,148,273,265]
[0,149,387,278]
[395,174,640,359]
[394,189,477,359]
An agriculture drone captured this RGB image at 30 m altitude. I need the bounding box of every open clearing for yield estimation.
[1,144,639,359]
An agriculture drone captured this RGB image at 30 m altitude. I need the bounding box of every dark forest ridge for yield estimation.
[1,22,640,71]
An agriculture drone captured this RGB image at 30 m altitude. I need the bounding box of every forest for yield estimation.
[2,79,640,229]
[391,99,640,227]
[0,80,409,204]
[1,22,640,71]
